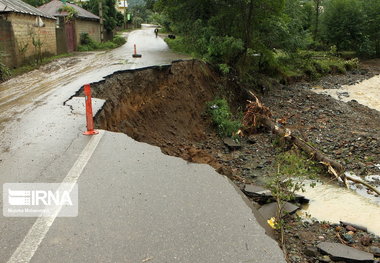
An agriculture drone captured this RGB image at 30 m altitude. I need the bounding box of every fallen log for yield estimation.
[243,91,379,195]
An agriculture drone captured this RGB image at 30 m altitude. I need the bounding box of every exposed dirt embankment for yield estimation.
[85,59,380,262]
[90,60,244,171]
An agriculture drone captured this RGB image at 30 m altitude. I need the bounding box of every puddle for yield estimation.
[313,74,380,112]
[299,181,380,236]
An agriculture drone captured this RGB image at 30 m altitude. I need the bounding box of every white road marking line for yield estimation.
[7,130,105,263]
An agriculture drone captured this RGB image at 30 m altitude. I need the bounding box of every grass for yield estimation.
[273,50,359,82]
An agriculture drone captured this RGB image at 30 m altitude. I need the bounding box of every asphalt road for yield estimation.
[0,27,286,262]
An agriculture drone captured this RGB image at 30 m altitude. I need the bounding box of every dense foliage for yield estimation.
[150,0,378,78]
[21,0,48,7]
[81,0,120,32]
[321,0,380,57]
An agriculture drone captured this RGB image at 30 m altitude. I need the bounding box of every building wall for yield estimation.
[74,19,100,45]
[0,13,57,67]
[0,17,16,67]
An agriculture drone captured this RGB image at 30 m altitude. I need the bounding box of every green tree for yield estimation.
[360,0,380,57]
[21,0,48,7]
[155,0,290,71]
[82,0,118,32]
[321,0,366,51]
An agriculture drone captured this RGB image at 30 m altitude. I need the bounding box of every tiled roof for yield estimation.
[38,0,99,21]
[0,0,55,19]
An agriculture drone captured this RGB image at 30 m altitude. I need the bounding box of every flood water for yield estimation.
[299,181,380,236]
[306,74,380,236]
[313,74,380,112]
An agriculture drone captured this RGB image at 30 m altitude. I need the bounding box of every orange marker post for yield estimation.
[132,44,142,58]
[83,84,99,135]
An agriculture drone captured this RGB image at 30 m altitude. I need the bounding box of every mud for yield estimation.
[88,60,243,172]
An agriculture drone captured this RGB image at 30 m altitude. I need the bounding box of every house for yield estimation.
[0,0,57,67]
[116,0,128,15]
[38,0,100,53]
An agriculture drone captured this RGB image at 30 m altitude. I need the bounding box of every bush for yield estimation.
[80,33,93,46]
[344,58,359,71]
[78,33,126,51]
[112,35,126,46]
[207,99,241,137]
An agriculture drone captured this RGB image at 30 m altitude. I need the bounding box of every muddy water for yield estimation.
[313,74,380,111]
[300,181,380,236]
[307,75,380,235]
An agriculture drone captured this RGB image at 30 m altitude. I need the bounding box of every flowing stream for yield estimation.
[302,74,380,236]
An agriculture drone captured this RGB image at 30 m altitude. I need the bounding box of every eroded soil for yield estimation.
[88,59,380,262]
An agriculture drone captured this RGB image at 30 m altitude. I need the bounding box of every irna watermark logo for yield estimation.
[3,183,78,217]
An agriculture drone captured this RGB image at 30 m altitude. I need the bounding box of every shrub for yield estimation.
[78,33,126,51]
[112,35,126,46]
[207,99,241,137]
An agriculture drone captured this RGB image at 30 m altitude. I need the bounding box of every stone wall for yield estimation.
[75,19,100,45]
[0,13,57,67]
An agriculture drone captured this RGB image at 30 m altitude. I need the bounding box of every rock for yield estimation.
[370,246,380,257]
[335,226,343,232]
[319,255,332,262]
[223,137,241,150]
[343,233,354,243]
[258,202,299,220]
[304,246,319,257]
[340,221,368,232]
[243,184,270,195]
[317,242,374,263]
[346,225,357,232]
[247,136,256,144]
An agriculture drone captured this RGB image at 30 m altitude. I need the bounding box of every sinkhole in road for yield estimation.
[79,59,380,236]
[87,59,245,175]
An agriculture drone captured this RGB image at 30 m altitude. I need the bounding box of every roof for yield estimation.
[38,0,99,21]
[0,0,55,19]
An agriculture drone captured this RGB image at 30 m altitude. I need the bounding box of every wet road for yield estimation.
[0,28,188,134]
[0,28,285,262]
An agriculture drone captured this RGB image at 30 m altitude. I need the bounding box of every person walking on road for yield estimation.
[154,28,159,38]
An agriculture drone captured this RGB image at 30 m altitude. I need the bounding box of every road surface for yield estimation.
[0,27,286,262]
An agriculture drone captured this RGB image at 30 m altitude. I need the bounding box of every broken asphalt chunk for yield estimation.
[317,242,374,263]
[370,246,380,256]
[223,137,241,150]
[258,202,299,220]
[242,184,309,205]
[242,184,273,204]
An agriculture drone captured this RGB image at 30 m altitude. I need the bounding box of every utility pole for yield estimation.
[99,0,104,42]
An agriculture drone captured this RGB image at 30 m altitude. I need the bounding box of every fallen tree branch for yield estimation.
[243,91,380,195]
[345,173,380,196]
